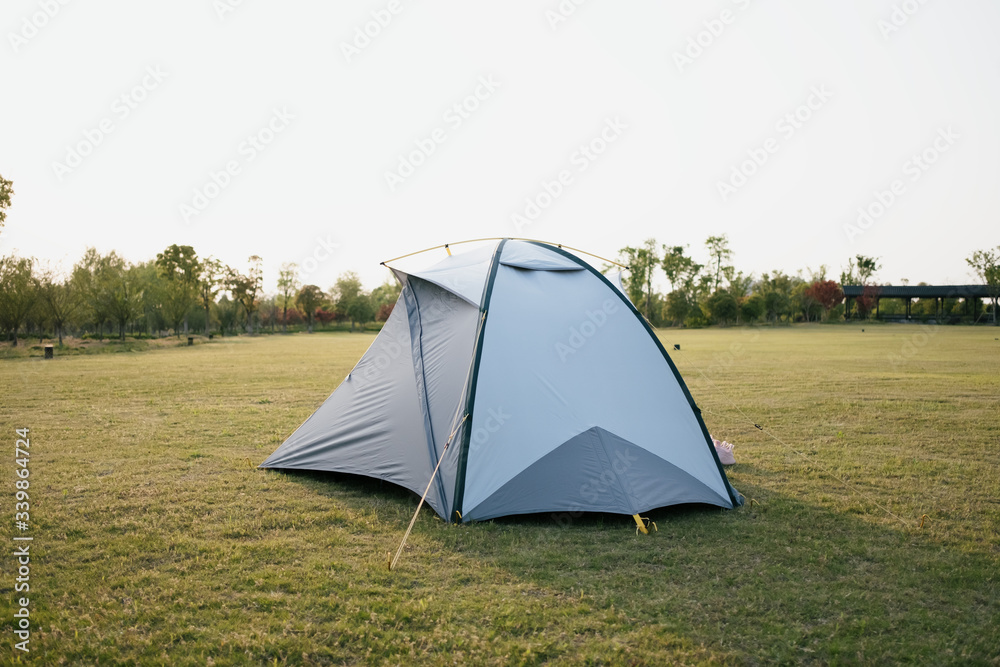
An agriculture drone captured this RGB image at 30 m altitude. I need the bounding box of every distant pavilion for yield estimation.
[842,284,995,321]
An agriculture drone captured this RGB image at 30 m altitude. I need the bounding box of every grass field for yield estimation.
[1,325,998,665]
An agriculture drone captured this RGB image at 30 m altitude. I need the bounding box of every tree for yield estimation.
[804,280,844,321]
[371,278,401,307]
[0,255,38,346]
[724,268,754,301]
[966,246,1000,325]
[705,234,734,292]
[793,282,823,322]
[72,248,108,338]
[38,267,80,345]
[332,271,375,331]
[370,279,401,322]
[197,258,224,335]
[660,245,704,326]
[315,308,336,330]
[855,255,881,284]
[276,263,300,333]
[618,239,659,321]
[705,289,738,325]
[99,255,145,340]
[839,257,857,286]
[347,292,375,328]
[0,174,12,235]
[663,291,691,326]
[855,285,880,320]
[755,271,795,323]
[807,264,828,283]
[134,260,165,336]
[155,244,201,337]
[661,245,699,293]
[283,307,304,326]
[296,285,325,333]
[740,294,765,323]
[216,295,241,335]
[227,255,263,334]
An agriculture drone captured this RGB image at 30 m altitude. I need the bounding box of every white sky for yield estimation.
[2,1,998,292]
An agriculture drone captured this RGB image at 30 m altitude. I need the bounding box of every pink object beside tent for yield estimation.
[713,438,736,465]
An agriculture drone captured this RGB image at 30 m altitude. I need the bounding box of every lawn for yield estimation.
[1,325,998,665]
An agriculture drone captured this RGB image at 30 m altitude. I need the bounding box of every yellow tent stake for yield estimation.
[633,514,649,535]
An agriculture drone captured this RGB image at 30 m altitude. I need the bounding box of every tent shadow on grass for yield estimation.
[271,468,999,663]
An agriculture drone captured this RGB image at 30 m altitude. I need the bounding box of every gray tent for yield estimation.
[261,240,742,521]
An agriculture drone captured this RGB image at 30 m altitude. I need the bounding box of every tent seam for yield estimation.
[403,277,450,509]
[450,239,508,522]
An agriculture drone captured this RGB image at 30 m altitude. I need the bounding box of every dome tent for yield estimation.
[261,239,742,522]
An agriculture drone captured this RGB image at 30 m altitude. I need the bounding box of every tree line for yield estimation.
[0,245,400,347]
[615,236,999,327]
[2,237,998,346]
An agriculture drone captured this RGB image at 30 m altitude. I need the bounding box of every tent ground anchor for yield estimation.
[633,514,656,535]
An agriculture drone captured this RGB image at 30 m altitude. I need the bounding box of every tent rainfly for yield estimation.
[261,239,743,522]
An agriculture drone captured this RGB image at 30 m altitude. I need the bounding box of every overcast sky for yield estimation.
[2,1,998,292]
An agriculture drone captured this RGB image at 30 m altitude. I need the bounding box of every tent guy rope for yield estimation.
[665,343,916,528]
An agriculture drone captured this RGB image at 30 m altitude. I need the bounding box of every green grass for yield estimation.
[1,326,998,665]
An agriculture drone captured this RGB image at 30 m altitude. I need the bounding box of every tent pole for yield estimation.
[389,415,468,571]
[381,238,631,270]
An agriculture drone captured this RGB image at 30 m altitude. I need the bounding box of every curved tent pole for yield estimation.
[380,237,631,271]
